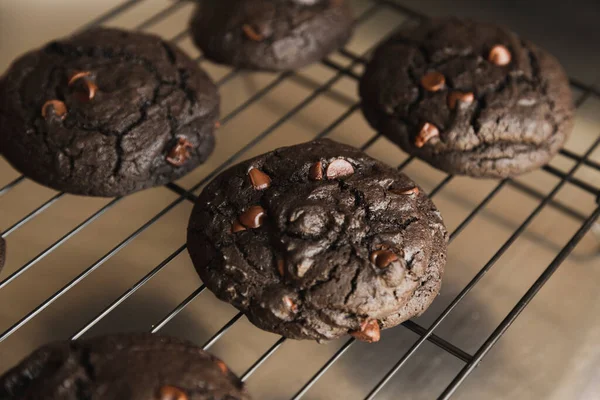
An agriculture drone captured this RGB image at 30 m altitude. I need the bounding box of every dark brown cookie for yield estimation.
[0,334,251,400]
[0,28,219,197]
[190,0,354,71]
[359,18,574,178]
[187,139,447,342]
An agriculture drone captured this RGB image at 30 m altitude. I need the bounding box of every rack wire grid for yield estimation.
[1,0,599,399]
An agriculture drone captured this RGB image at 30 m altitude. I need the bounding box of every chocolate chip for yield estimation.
[488,45,511,66]
[309,161,323,181]
[68,70,98,101]
[369,249,398,268]
[248,168,271,190]
[350,319,380,343]
[283,296,298,312]
[231,220,246,233]
[447,91,475,110]
[242,24,265,41]
[158,385,188,400]
[41,100,67,120]
[68,71,91,85]
[277,259,285,276]
[374,243,390,251]
[326,159,354,179]
[215,360,228,374]
[239,205,266,228]
[415,123,439,148]
[390,187,420,196]
[166,137,194,167]
[420,71,446,92]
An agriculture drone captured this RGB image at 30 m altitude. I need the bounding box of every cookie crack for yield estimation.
[298,256,348,305]
[23,66,60,160]
[343,264,361,305]
[379,34,561,153]
[16,41,202,179]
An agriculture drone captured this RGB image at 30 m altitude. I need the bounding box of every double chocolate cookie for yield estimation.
[0,334,250,400]
[190,0,354,71]
[0,28,219,197]
[359,18,574,178]
[187,139,447,342]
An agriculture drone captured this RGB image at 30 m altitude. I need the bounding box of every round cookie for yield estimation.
[190,0,354,71]
[0,28,219,197]
[187,139,447,342]
[359,18,574,178]
[0,333,251,400]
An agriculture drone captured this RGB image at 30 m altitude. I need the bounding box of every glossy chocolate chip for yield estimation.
[420,71,446,92]
[239,205,266,228]
[283,296,298,312]
[166,137,194,167]
[488,45,511,66]
[277,259,285,277]
[350,319,381,343]
[248,168,271,190]
[309,161,323,181]
[231,220,247,233]
[369,249,398,268]
[41,100,67,120]
[68,70,98,101]
[68,71,91,85]
[447,91,475,110]
[215,360,228,374]
[158,385,188,400]
[242,24,265,41]
[326,159,354,179]
[390,187,420,196]
[415,123,439,148]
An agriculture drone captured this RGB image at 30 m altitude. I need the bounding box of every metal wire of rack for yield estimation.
[0,0,599,399]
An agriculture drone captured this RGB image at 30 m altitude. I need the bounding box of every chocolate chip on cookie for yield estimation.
[0,28,220,197]
[187,139,447,342]
[359,18,574,178]
[189,0,354,71]
[0,334,250,399]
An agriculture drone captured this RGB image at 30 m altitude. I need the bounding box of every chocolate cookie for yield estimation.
[190,0,354,71]
[359,18,574,178]
[0,333,250,400]
[0,28,219,197]
[187,139,447,342]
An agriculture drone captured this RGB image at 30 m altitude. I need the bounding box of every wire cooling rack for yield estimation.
[0,0,599,399]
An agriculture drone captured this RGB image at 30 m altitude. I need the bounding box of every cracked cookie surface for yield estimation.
[0,28,219,197]
[0,333,251,400]
[187,139,447,342]
[190,0,353,71]
[359,18,574,178]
